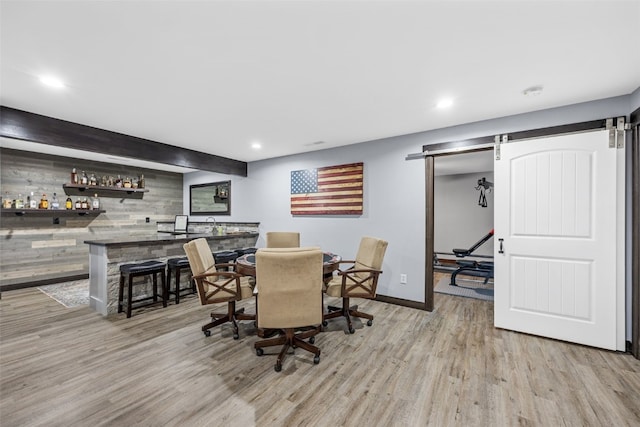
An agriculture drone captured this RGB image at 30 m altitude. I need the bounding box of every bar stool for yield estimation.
[234,247,257,257]
[118,260,167,318]
[166,257,194,304]
[213,250,239,271]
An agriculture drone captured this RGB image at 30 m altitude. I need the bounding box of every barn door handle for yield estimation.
[498,238,504,254]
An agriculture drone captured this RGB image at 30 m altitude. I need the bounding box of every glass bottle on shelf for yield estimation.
[115,175,122,188]
[65,196,73,210]
[71,167,78,184]
[15,194,24,209]
[123,176,132,188]
[91,194,100,210]
[89,173,97,186]
[138,174,145,189]
[81,198,88,210]
[27,192,34,209]
[39,194,49,209]
[75,198,82,210]
[81,171,88,185]
[3,192,13,209]
[51,193,60,210]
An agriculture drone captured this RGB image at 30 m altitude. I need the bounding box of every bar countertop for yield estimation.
[84,232,259,247]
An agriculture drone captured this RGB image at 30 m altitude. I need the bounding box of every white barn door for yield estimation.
[494,129,625,350]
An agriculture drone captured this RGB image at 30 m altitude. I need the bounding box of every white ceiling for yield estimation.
[1,1,639,171]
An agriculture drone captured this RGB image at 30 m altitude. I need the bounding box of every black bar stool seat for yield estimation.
[167,257,194,304]
[118,260,167,318]
[233,247,257,257]
[213,250,239,272]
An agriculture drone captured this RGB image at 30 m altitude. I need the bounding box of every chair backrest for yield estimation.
[184,238,241,305]
[256,247,323,329]
[354,236,388,273]
[265,231,300,248]
[183,238,215,275]
[341,236,388,298]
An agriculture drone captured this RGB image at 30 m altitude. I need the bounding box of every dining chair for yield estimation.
[265,231,300,248]
[254,246,323,372]
[323,236,388,333]
[183,238,255,339]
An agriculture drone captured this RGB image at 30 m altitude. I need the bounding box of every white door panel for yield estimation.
[495,130,622,350]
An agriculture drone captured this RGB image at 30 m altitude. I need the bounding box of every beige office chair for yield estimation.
[183,238,255,339]
[323,236,388,334]
[265,231,300,248]
[254,247,323,372]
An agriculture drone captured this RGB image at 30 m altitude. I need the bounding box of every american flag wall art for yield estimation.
[290,162,364,215]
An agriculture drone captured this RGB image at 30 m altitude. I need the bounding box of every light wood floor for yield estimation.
[1,286,639,426]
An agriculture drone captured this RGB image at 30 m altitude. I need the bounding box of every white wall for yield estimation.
[434,171,494,257]
[183,94,633,305]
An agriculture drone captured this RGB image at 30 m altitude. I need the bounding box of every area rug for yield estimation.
[434,276,494,302]
[38,279,89,308]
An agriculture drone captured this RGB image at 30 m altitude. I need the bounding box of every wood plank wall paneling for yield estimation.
[0,148,184,288]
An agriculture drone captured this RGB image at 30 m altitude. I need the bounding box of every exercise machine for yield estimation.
[449,229,494,286]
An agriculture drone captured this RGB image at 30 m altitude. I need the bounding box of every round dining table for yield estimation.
[235,251,341,282]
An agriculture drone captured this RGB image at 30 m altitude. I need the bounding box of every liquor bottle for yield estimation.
[89,173,97,186]
[39,194,49,209]
[91,194,100,210]
[2,192,13,209]
[65,197,73,210]
[81,198,88,210]
[71,168,78,184]
[123,176,132,188]
[51,193,60,210]
[81,171,88,185]
[115,175,122,188]
[75,198,82,210]
[15,194,24,209]
[138,174,145,189]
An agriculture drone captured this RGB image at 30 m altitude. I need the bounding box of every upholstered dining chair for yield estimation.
[323,236,388,334]
[265,231,300,248]
[183,238,255,339]
[254,247,323,372]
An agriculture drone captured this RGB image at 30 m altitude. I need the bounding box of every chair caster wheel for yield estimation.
[309,336,315,344]
[256,348,264,356]
[275,363,282,372]
[233,333,239,340]
[313,355,320,364]
[322,321,328,327]
[367,320,373,326]
[203,330,211,337]
[348,327,355,334]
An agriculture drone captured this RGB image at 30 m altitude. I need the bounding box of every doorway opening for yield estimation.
[432,149,495,302]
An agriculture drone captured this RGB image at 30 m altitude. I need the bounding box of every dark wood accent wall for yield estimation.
[631,107,639,360]
[0,106,247,176]
[0,148,184,289]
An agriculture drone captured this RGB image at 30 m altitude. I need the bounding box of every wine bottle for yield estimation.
[71,168,78,184]
[65,197,73,210]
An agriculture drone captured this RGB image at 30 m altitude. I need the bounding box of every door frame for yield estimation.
[423,120,615,303]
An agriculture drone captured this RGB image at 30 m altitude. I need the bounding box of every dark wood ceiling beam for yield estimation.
[0,106,247,176]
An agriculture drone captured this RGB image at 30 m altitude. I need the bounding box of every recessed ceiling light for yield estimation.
[523,85,543,97]
[251,142,261,150]
[39,75,65,89]
[436,98,453,109]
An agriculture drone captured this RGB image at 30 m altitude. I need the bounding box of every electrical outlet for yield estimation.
[400,274,407,284]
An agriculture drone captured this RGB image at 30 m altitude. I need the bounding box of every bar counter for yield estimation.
[85,232,259,316]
